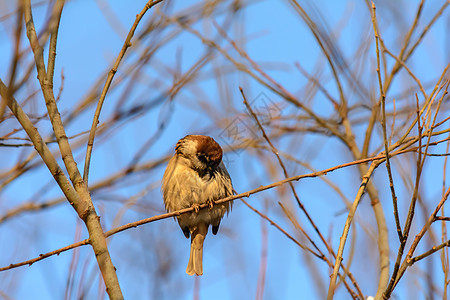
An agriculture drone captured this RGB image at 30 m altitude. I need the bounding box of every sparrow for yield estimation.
[162,135,233,275]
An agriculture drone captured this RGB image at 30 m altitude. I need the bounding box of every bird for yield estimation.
[162,135,233,276]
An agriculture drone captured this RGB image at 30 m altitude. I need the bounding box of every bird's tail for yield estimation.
[186,223,208,276]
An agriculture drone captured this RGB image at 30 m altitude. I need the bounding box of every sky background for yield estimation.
[1,0,449,299]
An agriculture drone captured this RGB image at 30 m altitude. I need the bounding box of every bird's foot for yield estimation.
[207,199,215,210]
[192,203,200,213]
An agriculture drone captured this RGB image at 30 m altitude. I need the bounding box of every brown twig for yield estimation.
[371,1,402,244]
[279,202,363,299]
[23,0,124,297]
[441,129,450,299]
[0,149,393,273]
[0,239,89,272]
[241,87,363,298]
[393,187,450,289]
[83,0,164,183]
[410,239,450,265]
[255,199,268,300]
[240,87,330,249]
[328,161,379,300]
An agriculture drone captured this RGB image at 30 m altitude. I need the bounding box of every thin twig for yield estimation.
[240,87,331,250]
[23,1,124,297]
[241,199,322,259]
[371,1,402,243]
[392,187,450,289]
[239,86,365,298]
[0,150,393,273]
[411,240,450,265]
[328,162,379,300]
[83,0,164,183]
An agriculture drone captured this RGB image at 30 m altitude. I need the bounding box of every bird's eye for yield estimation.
[197,153,208,164]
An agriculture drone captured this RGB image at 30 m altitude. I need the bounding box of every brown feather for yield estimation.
[162,135,233,276]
